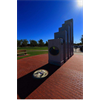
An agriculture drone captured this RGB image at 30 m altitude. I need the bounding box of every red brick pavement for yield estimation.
[17,54,83,99]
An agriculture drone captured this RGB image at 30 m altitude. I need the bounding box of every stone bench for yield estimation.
[17,50,27,56]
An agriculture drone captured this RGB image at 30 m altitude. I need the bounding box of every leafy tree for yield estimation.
[17,40,20,47]
[22,39,28,47]
[27,44,30,46]
[17,40,22,47]
[80,35,83,45]
[30,40,37,47]
[38,39,44,46]
[45,41,48,46]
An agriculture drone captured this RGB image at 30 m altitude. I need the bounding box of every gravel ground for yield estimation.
[74,48,83,55]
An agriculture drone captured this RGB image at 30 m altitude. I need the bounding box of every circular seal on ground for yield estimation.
[33,69,48,79]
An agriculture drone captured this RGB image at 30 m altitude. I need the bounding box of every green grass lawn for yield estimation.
[17,47,48,60]
[17,46,48,50]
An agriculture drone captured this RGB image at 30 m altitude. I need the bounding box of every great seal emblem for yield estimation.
[33,69,48,78]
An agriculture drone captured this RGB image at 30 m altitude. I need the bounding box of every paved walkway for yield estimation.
[17,53,83,99]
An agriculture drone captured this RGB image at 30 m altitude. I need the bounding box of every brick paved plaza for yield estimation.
[17,53,83,99]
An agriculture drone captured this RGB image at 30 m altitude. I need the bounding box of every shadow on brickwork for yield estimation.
[17,63,61,99]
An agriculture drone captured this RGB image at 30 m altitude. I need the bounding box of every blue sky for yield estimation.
[17,0,83,43]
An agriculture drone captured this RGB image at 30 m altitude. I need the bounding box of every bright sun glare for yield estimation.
[77,0,83,7]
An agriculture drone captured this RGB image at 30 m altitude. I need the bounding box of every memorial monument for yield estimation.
[48,19,73,66]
